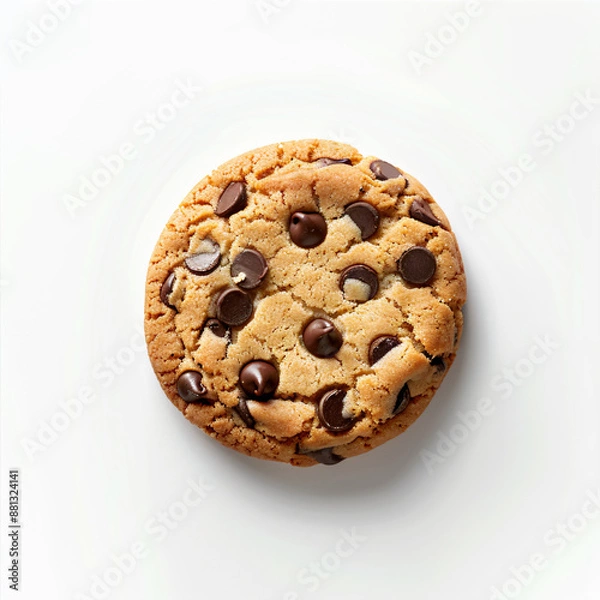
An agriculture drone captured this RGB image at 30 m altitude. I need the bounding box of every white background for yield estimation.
[1,1,599,599]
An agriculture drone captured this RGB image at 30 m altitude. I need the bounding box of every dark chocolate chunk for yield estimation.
[393,383,411,415]
[205,318,228,338]
[185,240,221,275]
[289,212,327,248]
[231,249,268,289]
[160,271,176,308]
[239,360,279,400]
[398,247,436,286]
[302,447,345,465]
[215,181,247,217]
[216,288,253,327]
[234,398,256,428]
[370,160,401,181]
[409,197,442,227]
[313,157,352,168]
[303,318,343,358]
[431,356,446,373]
[345,202,380,240]
[369,336,400,365]
[176,371,208,403]
[317,389,356,432]
[340,264,378,301]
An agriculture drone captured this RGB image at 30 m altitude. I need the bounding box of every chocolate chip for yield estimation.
[302,447,345,465]
[345,202,380,240]
[370,160,401,181]
[303,318,343,358]
[231,249,268,290]
[431,356,446,373]
[216,288,253,327]
[392,383,411,415]
[317,389,356,432]
[215,181,247,217]
[205,318,228,338]
[409,197,442,227]
[398,247,436,286]
[160,271,176,308]
[289,212,327,248]
[340,264,378,302]
[234,398,255,428]
[369,336,400,365]
[176,371,208,403]
[239,360,279,400]
[185,240,221,275]
[313,157,352,168]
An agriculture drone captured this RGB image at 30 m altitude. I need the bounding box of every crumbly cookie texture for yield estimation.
[144,139,466,467]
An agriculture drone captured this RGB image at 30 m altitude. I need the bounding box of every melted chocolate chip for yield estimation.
[185,240,221,275]
[318,389,356,432]
[431,356,446,373]
[303,447,345,465]
[370,160,402,181]
[216,288,253,327]
[345,202,380,240]
[289,212,327,248]
[398,247,437,286]
[205,318,228,338]
[239,360,279,400]
[215,181,247,217]
[340,264,379,301]
[234,398,256,428]
[409,197,442,227]
[393,383,411,415]
[231,249,268,289]
[313,157,352,168]
[369,336,400,365]
[303,318,343,358]
[160,271,176,308]
[176,371,208,403]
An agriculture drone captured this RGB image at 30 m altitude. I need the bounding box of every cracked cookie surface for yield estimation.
[144,139,466,466]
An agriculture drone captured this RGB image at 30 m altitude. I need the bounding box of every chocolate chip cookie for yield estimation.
[144,139,466,466]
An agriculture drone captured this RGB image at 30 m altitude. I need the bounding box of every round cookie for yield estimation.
[144,139,466,467]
